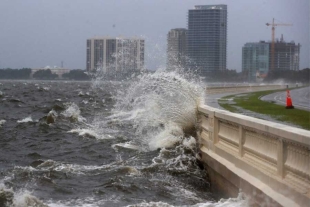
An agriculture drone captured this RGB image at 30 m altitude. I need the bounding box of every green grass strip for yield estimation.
[218,89,310,130]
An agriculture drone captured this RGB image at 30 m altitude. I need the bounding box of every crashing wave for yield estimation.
[110,71,204,150]
[0,181,47,207]
[61,102,86,122]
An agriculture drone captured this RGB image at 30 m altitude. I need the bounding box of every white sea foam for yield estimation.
[32,159,137,177]
[78,91,84,96]
[125,196,248,207]
[35,159,110,175]
[17,116,35,123]
[12,190,48,207]
[149,122,184,150]
[68,128,110,139]
[61,102,86,122]
[182,136,197,150]
[47,194,122,207]
[192,193,248,207]
[0,119,6,127]
[125,193,248,207]
[112,142,140,151]
[0,179,47,207]
[126,201,174,207]
[82,100,89,104]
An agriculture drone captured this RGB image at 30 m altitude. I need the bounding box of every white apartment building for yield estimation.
[86,37,145,73]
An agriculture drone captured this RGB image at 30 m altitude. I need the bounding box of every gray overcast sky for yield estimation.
[0,0,309,71]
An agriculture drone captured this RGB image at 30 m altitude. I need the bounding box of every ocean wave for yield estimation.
[17,116,36,123]
[0,180,48,207]
[14,159,137,177]
[46,110,57,124]
[0,119,6,127]
[68,128,111,139]
[109,71,204,151]
[112,142,141,151]
[125,193,248,207]
[61,102,86,122]
[46,194,122,207]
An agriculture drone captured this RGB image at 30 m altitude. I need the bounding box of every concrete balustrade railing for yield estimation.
[198,105,310,207]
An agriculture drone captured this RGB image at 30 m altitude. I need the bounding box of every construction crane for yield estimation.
[266,18,292,71]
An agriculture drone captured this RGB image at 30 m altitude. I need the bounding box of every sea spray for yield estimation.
[0,180,48,207]
[110,71,205,150]
[61,102,86,122]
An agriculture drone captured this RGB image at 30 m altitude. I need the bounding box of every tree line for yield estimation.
[0,68,90,80]
[0,68,309,83]
[263,68,309,83]
[206,68,309,83]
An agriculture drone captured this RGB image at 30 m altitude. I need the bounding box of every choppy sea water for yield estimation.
[0,72,248,207]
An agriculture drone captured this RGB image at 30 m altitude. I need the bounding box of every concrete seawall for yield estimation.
[197,105,310,206]
[205,85,286,95]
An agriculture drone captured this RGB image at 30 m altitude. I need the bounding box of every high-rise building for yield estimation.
[86,37,145,73]
[242,36,301,82]
[167,28,187,70]
[187,5,227,75]
[271,36,300,71]
[242,41,270,82]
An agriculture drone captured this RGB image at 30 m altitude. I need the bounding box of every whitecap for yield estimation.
[68,128,105,139]
[35,159,113,175]
[112,142,140,151]
[82,100,89,104]
[17,116,35,123]
[0,119,6,127]
[61,103,86,122]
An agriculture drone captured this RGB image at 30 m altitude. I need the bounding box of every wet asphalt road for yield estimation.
[261,86,310,111]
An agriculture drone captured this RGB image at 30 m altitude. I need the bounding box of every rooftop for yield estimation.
[193,5,227,10]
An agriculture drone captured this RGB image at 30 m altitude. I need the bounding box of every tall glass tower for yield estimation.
[187,5,227,75]
[242,41,270,82]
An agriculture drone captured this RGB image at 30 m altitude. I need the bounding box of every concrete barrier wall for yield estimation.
[206,85,286,94]
[198,105,310,206]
